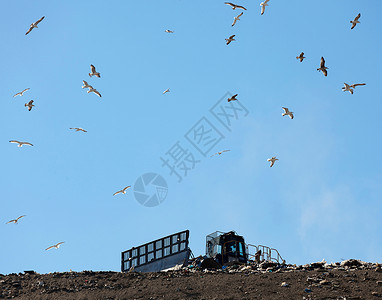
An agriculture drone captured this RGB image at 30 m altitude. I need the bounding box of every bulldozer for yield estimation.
[121,230,284,273]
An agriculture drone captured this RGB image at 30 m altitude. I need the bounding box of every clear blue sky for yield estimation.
[1,0,381,274]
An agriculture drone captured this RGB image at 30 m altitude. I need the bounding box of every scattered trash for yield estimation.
[281,282,289,287]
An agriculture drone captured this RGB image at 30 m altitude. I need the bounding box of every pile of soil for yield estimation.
[1,260,382,299]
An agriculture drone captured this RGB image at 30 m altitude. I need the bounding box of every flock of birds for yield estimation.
[7,16,114,253]
[5,214,63,251]
[220,2,366,167]
[5,2,368,258]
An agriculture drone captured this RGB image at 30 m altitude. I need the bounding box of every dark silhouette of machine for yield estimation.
[121,230,284,273]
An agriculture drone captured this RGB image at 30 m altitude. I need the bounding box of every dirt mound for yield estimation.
[1,261,382,299]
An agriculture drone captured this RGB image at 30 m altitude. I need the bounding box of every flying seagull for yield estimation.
[342,83,366,94]
[25,100,34,111]
[317,57,328,76]
[69,127,87,132]
[350,13,361,30]
[13,88,30,98]
[296,52,305,62]
[225,35,236,45]
[6,215,26,224]
[87,87,102,97]
[163,88,170,94]
[232,12,243,27]
[260,0,270,15]
[9,140,33,147]
[25,16,45,35]
[228,94,238,102]
[210,150,231,157]
[225,2,247,10]
[165,29,174,33]
[82,80,92,89]
[45,242,65,251]
[113,186,131,196]
[282,107,294,119]
[267,156,278,167]
[89,65,101,78]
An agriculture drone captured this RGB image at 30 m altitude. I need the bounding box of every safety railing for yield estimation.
[247,244,285,264]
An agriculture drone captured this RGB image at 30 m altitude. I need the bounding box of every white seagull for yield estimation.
[282,107,294,119]
[82,80,92,89]
[296,52,305,62]
[342,83,366,94]
[165,29,174,33]
[210,150,231,157]
[225,2,247,10]
[163,88,170,94]
[267,156,278,167]
[260,0,270,15]
[13,88,30,98]
[89,65,101,78]
[25,16,45,35]
[113,186,131,196]
[25,100,34,111]
[69,127,87,132]
[6,215,26,224]
[225,35,236,45]
[87,87,102,97]
[9,140,33,147]
[232,12,243,27]
[228,94,238,102]
[317,57,328,76]
[351,13,361,30]
[45,242,65,251]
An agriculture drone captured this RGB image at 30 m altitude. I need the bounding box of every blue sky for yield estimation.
[1,0,381,274]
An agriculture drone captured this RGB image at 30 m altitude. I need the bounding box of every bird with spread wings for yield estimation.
[70,128,87,132]
[25,16,45,35]
[89,65,101,78]
[351,13,361,30]
[296,52,305,62]
[113,186,131,196]
[228,94,238,102]
[232,12,243,27]
[342,83,366,94]
[282,107,294,119]
[9,140,33,147]
[225,2,247,10]
[317,57,328,76]
[210,150,231,158]
[45,242,65,251]
[260,0,270,15]
[225,35,236,45]
[13,88,30,97]
[6,215,26,224]
[25,100,34,111]
[267,156,278,167]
